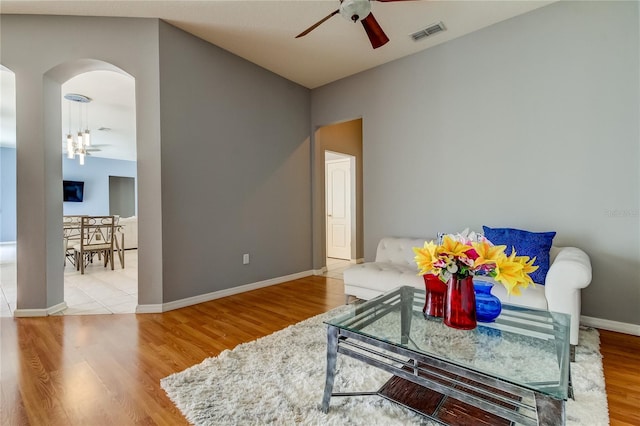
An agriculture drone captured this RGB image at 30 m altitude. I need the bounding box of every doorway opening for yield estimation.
[109,176,136,217]
[325,151,355,262]
[315,118,363,279]
[61,69,138,315]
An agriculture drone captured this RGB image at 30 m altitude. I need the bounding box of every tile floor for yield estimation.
[0,243,138,317]
[324,257,352,279]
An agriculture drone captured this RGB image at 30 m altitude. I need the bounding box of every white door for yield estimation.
[326,158,351,260]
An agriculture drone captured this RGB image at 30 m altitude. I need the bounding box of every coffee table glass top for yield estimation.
[326,286,571,400]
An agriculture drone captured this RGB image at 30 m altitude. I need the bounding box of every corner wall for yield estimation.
[158,22,312,302]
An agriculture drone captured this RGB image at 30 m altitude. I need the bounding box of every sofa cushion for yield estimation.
[343,262,423,294]
[119,216,138,249]
[375,237,428,265]
[484,278,548,310]
[482,226,556,285]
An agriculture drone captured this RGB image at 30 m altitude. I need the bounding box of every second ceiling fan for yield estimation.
[296,0,413,49]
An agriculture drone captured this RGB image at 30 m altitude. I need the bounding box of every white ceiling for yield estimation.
[0,0,554,161]
[62,71,137,162]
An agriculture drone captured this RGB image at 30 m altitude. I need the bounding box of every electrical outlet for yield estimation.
[243,253,250,265]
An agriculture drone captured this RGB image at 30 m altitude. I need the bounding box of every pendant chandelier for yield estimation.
[63,93,92,165]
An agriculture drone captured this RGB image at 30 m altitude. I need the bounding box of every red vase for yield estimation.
[444,275,477,330]
[423,274,447,318]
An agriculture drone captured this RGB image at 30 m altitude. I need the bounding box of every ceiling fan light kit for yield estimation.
[296,0,411,50]
[339,0,371,22]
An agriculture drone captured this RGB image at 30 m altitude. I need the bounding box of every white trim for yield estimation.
[135,304,163,314]
[352,258,364,264]
[48,301,68,315]
[314,267,327,276]
[138,270,315,313]
[13,301,68,317]
[0,241,17,245]
[14,309,48,318]
[581,315,640,336]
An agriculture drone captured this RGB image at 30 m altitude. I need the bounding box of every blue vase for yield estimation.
[474,281,502,323]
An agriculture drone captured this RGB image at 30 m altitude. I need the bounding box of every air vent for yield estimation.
[410,21,446,42]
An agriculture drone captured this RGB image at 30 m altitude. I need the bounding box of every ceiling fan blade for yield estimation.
[296,9,340,38]
[361,13,389,49]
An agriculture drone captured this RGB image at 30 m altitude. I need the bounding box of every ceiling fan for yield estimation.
[295,0,413,49]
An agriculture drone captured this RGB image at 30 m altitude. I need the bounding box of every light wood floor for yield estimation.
[1,276,638,425]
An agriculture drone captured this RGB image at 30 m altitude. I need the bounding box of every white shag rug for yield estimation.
[161,307,609,425]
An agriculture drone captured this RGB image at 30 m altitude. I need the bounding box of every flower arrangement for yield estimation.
[413,231,538,295]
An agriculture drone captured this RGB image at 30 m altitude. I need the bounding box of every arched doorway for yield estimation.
[61,70,138,314]
[11,58,155,317]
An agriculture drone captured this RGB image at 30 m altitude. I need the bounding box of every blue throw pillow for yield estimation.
[482,226,556,284]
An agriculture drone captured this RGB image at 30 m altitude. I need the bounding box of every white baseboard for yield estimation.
[352,258,365,264]
[13,301,68,317]
[314,267,327,275]
[135,304,163,314]
[136,270,315,314]
[581,315,640,336]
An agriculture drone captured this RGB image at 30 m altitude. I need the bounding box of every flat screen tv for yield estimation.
[63,180,84,202]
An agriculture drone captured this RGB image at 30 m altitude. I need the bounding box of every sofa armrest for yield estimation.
[544,247,592,346]
[545,247,592,293]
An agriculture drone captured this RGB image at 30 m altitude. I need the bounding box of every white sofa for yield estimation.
[118,216,138,249]
[343,237,592,346]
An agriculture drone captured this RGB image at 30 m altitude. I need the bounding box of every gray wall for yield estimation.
[158,22,311,302]
[311,1,639,325]
[0,15,163,309]
[63,156,137,216]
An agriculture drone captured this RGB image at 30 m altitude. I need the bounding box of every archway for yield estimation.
[61,69,138,314]
[12,58,151,316]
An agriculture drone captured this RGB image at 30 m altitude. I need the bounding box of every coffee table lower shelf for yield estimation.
[378,373,515,426]
[322,326,566,426]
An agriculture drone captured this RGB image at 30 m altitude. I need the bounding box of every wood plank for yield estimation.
[379,363,516,426]
[1,277,638,425]
[599,329,640,426]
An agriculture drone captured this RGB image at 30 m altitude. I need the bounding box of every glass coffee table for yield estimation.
[321,286,571,425]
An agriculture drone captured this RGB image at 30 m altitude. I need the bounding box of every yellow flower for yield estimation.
[413,236,539,296]
[493,251,526,295]
[413,241,439,276]
[515,255,539,286]
[439,235,470,258]
[471,240,507,268]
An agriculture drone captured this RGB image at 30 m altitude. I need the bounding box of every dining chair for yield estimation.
[63,215,85,267]
[73,215,116,274]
